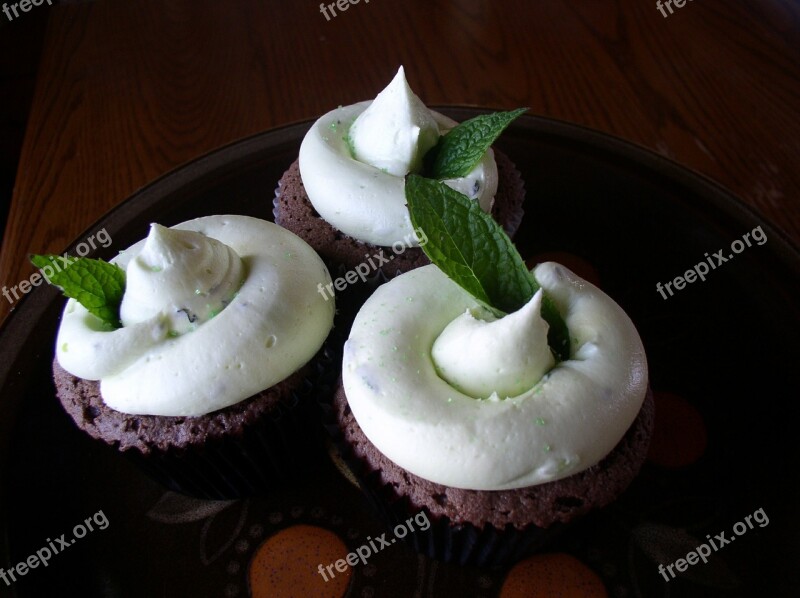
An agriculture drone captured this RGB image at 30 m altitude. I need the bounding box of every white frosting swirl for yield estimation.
[56,216,334,417]
[349,66,440,176]
[298,68,498,247]
[432,291,555,400]
[120,224,245,335]
[342,263,648,491]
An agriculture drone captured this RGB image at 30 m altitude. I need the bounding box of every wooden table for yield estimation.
[2,0,798,323]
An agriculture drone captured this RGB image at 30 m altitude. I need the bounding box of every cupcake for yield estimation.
[326,179,653,566]
[275,66,526,279]
[48,215,335,499]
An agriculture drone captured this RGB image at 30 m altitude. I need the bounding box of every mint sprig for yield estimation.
[405,175,570,361]
[30,254,125,329]
[426,108,527,179]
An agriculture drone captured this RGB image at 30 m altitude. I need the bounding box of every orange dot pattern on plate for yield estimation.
[249,524,351,598]
[647,391,707,468]
[500,553,608,598]
[525,251,601,287]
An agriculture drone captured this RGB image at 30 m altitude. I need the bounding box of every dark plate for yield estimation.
[1,110,798,597]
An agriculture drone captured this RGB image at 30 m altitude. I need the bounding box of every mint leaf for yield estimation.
[30,254,125,329]
[405,175,531,312]
[405,175,570,361]
[427,108,527,180]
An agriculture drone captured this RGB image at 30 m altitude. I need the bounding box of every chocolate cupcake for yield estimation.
[274,66,525,279]
[328,259,653,566]
[50,215,335,499]
[275,149,524,277]
[54,360,329,499]
[331,384,654,566]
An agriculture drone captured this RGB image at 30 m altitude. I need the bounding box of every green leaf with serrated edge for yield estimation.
[427,108,527,180]
[30,254,125,329]
[405,175,570,361]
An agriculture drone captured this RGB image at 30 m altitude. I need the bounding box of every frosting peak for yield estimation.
[120,224,244,335]
[56,216,335,416]
[298,67,498,247]
[349,67,439,176]
[432,290,556,399]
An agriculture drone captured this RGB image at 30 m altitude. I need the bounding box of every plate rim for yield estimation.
[2,110,798,582]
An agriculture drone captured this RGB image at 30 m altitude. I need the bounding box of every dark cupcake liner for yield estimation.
[317,391,566,568]
[124,345,340,500]
[497,150,526,240]
[274,185,401,328]
[357,468,566,568]
[321,382,656,567]
[327,263,388,329]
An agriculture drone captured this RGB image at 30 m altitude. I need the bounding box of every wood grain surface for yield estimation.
[1,0,798,323]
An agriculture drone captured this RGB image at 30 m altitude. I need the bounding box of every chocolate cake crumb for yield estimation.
[274,148,525,275]
[333,383,654,530]
[53,358,310,455]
